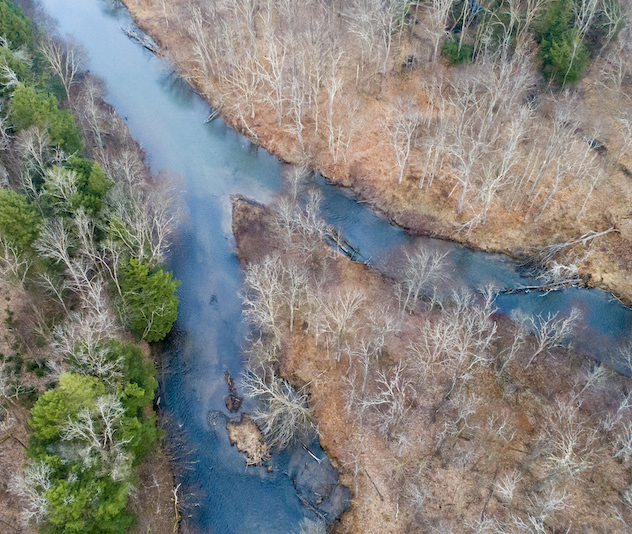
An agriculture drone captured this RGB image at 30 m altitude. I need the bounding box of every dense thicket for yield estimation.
[23,343,159,533]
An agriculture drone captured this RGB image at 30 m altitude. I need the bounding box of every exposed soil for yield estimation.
[121,0,632,306]
[226,413,272,466]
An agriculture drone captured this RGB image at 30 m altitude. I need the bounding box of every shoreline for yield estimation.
[231,196,632,533]
[118,1,632,307]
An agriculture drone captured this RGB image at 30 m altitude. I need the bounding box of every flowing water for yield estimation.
[36,0,632,531]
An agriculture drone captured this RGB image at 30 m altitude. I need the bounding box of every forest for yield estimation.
[119,0,632,530]
[233,178,632,533]
[3,0,632,531]
[126,0,632,303]
[0,1,180,532]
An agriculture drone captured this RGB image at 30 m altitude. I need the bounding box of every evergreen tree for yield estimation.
[10,84,84,154]
[66,158,113,214]
[28,373,105,441]
[119,259,180,342]
[536,0,589,84]
[0,0,33,48]
[0,188,41,250]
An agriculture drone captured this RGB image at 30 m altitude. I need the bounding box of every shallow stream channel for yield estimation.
[37,0,632,532]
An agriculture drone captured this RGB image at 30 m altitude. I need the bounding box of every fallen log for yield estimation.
[121,26,159,53]
[500,279,584,295]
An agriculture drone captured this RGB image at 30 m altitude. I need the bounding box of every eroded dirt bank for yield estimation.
[120,0,632,305]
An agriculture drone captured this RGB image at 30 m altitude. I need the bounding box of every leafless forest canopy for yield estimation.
[142,0,632,228]
[235,182,632,533]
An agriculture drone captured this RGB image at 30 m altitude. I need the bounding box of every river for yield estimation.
[36,0,632,532]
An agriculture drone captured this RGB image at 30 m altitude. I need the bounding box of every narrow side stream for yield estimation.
[38,0,632,532]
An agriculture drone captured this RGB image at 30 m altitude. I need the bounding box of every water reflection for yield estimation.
[38,0,632,531]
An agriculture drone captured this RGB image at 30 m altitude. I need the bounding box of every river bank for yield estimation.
[0,284,176,534]
[119,0,632,305]
[232,195,632,533]
[0,2,179,528]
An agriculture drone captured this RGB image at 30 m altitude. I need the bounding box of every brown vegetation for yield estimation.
[226,413,272,465]
[233,193,632,533]
[122,0,632,303]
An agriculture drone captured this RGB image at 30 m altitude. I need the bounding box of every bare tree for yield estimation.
[396,244,449,314]
[52,311,122,384]
[107,177,176,266]
[521,308,580,368]
[496,316,528,381]
[495,470,521,509]
[313,287,366,361]
[284,261,310,332]
[379,0,416,74]
[445,79,489,215]
[60,394,131,479]
[346,0,384,75]
[384,97,420,184]
[543,400,597,482]
[10,461,53,525]
[242,365,313,449]
[261,30,288,126]
[363,361,416,439]
[76,78,110,162]
[613,421,632,464]
[15,126,52,182]
[0,237,33,286]
[241,255,286,341]
[599,0,628,51]
[273,188,328,260]
[0,358,14,408]
[325,49,344,161]
[575,0,601,39]
[40,38,86,101]
[616,109,632,166]
[408,314,458,380]
[424,0,453,62]
[42,165,78,211]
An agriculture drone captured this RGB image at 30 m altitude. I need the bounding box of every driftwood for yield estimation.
[361,466,385,502]
[500,279,584,295]
[325,226,364,261]
[300,441,323,464]
[297,494,328,521]
[516,227,620,294]
[121,26,159,53]
[223,370,242,413]
[205,107,220,123]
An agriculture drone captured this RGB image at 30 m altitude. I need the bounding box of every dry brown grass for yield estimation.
[226,413,272,466]
[122,0,632,306]
[233,198,632,534]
